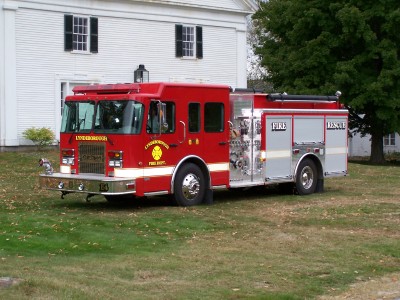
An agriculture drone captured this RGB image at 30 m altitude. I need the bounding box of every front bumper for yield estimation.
[39,173,136,195]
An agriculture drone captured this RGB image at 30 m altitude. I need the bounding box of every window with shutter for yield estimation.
[64,15,98,53]
[64,15,73,51]
[175,24,183,57]
[175,24,203,59]
[90,17,98,53]
[196,26,203,59]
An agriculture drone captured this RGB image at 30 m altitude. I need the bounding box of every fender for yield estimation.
[171,155,211,194]
[293,153,323,183]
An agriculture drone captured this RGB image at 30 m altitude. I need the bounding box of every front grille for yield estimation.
[79,143,106,174]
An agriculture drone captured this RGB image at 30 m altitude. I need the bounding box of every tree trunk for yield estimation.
[370,132,385,164]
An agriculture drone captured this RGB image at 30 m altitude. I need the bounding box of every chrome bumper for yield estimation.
[39,173,136,195]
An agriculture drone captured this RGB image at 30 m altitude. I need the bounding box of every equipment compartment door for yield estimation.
[325,116,348,175]
[264,115,292,181]
[229,95,263,185]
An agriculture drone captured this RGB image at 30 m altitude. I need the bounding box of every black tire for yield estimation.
[295,158,317,195]
[173,163,206,206]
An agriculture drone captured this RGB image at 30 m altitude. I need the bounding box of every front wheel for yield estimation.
[295,158,317,195]
[173,163,206,206]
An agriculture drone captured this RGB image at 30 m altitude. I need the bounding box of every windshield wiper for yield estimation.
[68,131,76,144]
[106,135,114,145]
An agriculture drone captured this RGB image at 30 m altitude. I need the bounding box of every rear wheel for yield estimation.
[173,163,205,206]
[295,158,317,195]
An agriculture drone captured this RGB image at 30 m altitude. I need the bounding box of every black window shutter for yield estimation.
[90,17,98,53]
[175,24,183,58]
[64,14,73,51]
[196,26,203,59]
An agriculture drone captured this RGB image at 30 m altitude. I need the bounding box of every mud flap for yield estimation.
[316,178,324,193]
[203,189,214,205]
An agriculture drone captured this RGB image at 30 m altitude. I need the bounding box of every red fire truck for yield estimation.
[39,82,348,206]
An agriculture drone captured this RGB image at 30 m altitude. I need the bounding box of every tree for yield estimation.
[247,16,271,91]
[253,0,400,163]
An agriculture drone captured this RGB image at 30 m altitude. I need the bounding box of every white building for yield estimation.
[348,132,399,157]
[0,0,257,148]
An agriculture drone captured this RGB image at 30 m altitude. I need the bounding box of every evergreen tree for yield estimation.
[253,0,400,163]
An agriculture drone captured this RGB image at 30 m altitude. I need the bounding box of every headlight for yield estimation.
[108,151,123,168]
[61,149,75,165]
[60,165,71,174]
[62,157,75,165]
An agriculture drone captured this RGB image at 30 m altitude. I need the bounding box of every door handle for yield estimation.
[178,121,186,144]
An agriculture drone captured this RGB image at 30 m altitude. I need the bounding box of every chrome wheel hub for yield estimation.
[182,173,200,200]
[301,166,314,189]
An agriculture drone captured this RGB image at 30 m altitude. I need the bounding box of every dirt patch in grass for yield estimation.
[0,277,22,288]
[318,273,400,300]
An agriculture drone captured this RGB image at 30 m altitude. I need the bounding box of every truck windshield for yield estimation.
[61,100,144,134]
[61,101,95,133]
[94,101,144,134]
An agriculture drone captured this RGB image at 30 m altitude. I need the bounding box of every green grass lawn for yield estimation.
[0,150,399,299]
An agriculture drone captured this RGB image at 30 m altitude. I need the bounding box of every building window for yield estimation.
[73,16,88,51]
[61,82,66,115]
[183,26,194,57]
[175,24,203,59]
[384,133,396,146]
[64,15,98,53]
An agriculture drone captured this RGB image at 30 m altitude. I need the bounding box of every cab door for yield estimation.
[201,101,230,186]
[186,102,203,158]
[142,100,181,195]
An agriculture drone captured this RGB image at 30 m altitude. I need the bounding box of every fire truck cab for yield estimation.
[39,82,348,206]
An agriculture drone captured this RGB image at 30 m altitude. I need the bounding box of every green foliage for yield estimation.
[253,0,400,162]
[22,127,55,148]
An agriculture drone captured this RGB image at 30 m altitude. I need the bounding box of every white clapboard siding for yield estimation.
[16,9,62,133]
[9,0,252,144]
[164,0,240,10]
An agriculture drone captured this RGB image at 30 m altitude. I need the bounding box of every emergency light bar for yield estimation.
[233,88,264,94]
[73,83,141,95]
[267,93,340,102]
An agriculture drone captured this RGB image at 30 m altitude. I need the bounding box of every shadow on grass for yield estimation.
[48,184,302,212]
[49,194,174,211]
[349,159,400,166]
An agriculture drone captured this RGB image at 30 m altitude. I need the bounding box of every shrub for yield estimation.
[385,151,400,163]
[22,127,55,149]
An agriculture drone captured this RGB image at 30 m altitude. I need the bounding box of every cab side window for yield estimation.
[204,102,224,132]
[147,102,159,133]
[147,101,175,134]
[164,101,175,133]
[188,103,200,133]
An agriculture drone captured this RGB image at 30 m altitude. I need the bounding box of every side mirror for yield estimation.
[162,122,169,133]
[157,102,168,133]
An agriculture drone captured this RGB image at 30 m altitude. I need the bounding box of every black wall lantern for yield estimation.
[134,64,149,83]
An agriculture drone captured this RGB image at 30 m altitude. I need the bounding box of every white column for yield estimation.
[1,3,18,146]
[0,1,5,146]
[236,27,248,89]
